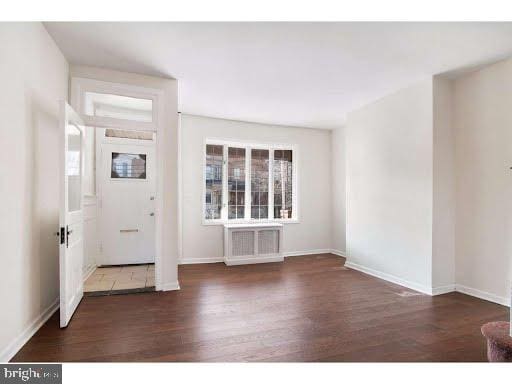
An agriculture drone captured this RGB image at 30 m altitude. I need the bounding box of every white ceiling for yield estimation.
[45,22,512,129]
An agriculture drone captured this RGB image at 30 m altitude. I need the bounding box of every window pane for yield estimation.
[105,128,154,140]
[67,123,82,212]
[85,92,153,122]
[273,150,293,219]
[251,149,269,219]
[228,147,245,219]
[205,144,223,220]
[111,153,147,179]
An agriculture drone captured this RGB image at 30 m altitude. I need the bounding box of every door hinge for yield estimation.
[60,227,65,245]
[66,226,73,248]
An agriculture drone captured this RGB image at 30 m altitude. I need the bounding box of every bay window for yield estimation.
[204,141,297,223]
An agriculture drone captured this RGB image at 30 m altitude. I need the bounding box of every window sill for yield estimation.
[202,219,300,226]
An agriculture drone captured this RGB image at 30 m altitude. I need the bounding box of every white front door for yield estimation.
[59,102,85,328]
[99,139,156,265]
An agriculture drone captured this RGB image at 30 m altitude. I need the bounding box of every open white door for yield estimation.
[59,101,86,328]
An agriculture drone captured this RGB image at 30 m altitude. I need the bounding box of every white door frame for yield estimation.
[71,77,165,291]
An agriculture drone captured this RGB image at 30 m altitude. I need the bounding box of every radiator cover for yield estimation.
[223,223,284,265]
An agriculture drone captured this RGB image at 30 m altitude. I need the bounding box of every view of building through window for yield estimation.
[228,147,246,219]
[251,149,269,219]
[111,152,147,179]
[273,150,293,219]
[205,144,223,219]
[204,142,294,221]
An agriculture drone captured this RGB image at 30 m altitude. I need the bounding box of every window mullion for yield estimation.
[245,146,251,221]
[268,148,274,220]
[292,148,297,220]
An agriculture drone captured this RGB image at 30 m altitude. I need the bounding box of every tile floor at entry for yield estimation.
[84,264,155,294]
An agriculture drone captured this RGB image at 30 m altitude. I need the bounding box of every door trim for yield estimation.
[72,77,165,291]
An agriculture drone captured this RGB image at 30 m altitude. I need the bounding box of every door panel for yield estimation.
[59,102,85,328]
[99,140,156,265]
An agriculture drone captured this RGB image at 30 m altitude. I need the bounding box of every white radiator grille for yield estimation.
[258,230,279,255]
[232,231,255,256]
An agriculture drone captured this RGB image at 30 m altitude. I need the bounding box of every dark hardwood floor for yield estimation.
[12,254,508,362]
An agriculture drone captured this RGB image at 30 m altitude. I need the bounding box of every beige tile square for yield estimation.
[85,274,103,284]
[148,264,155,271]
[118,270,135,276]
[131,273,147,282]
[84,281,114,292]
[91,269,105,277]
[101,273,123,282]
[114,273,136,283]
[145,276,155,287]
[146,270,155,278]
[112,280,145,290]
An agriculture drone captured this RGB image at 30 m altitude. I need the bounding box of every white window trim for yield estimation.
[71,77,161,132]
[202,138,299,225]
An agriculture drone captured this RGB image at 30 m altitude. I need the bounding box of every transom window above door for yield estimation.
[204,140,297,224]
[71,77,162,132]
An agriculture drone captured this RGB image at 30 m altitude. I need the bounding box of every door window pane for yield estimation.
[111,153,147,179]
[67,124,82,212]
[251,149,269,219]
[205,144,223,220]
[84,92,153,123]
[228,147,245,219]
[273,150,293,219]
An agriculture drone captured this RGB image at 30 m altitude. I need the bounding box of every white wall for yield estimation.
[0,23,69,361]
[180,114,332,262]
[70,65,180,290]
[432,77,456,291]
[345,67,511,304]
[345,80,435,292]
[453,58,512,305]
[331,126,346,255]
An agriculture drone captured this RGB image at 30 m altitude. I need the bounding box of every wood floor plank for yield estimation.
[11,254,508,362]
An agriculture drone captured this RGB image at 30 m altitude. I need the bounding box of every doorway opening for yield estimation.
[83,127,157,296]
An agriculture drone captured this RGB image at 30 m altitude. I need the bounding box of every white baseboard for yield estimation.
[344,260,511,306]
[180,249,343,265]
[283,249,333,257]
[225,256,284,266]
[179,257,224,265]
[455,284,510,307]
[161,281,181,291]
[0,298,59,362]
[344,261,433,295]
[431,284,456,296]
[83,264,96,282]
